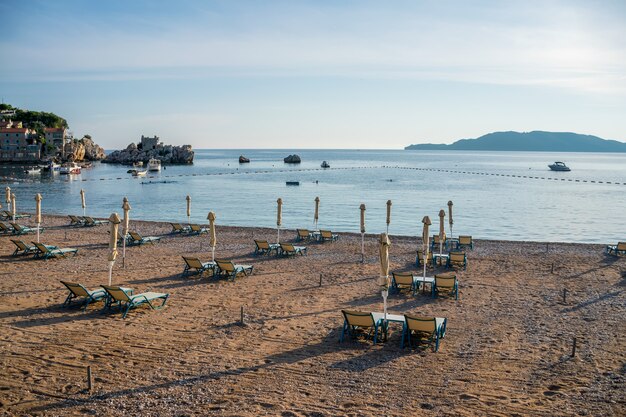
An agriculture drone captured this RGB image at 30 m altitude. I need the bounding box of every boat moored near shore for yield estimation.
[548,161,571,171]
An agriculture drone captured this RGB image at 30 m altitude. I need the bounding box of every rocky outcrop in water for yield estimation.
[283,154,301,164]
[66,137,106,161]
[103,143,194,165]
[239,155,250,163]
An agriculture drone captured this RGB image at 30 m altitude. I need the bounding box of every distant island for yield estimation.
[405,131,626,153]
[103,135,194,165]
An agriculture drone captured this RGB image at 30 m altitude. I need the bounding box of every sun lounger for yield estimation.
[319,230,338,242]
[189,224,208,235]
[279,242,307,256]
[10,223,38,235]
[128,231,161,246]
[297,229,312,241]
[391,272,418,295]
[415,250,433,268]
[434,273,459,300]
[61,281,107,311]
[340,310,386,344]
[11,239,37,256]
[457,235,474,250]
[215,259,253,281]
[182,256,216,277]
[33,242,78,259]
[83,216,109,226]
[447,251,467,270]
[68,215,86,226]
[0,222,13,234]
[401,314,447,351]
[430,234,447,251]
[101,285,169,319]
[606,242,626,256]
[1,210,31,220]
[254,239,280,256]
[170,222,191,233]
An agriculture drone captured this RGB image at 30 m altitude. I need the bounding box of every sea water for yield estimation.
[1,149,625,243]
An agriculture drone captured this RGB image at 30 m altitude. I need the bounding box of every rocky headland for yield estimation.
[103,142,194,165]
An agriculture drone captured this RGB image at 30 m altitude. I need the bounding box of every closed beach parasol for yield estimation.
[121,197,131,268]
[35,193,42,243]
[107,213,121,285]
[11,193,16,222]
[208,211,216,261]
[360,203,366,263]
[314,196,320,229]
[448,200,454,239]
[386,200,392,234]
[422,216,432,281]
[438,209,446,256]
[5,187,10,214]
[186,195,191,224]
[276,198,282,243]
[80,189,86,217]
[378,233,391,321]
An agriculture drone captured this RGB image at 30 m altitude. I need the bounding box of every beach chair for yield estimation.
[214,259,253,281]
[254,239,280,256]
[415,250,433,268]
[182,256,216,277]
[101,285,169,319]
[61,281,107,311]
[401,314,447,351]
[83,216,109,226]
[189,224,208,235]
[606,242,626,256]
[391,272,417,295]
[340,310,386,344]
[457,235,474,250]
[319,230,338,242]
[297,229,312,241]
[434,273,459,300]
[447,251,467,270]
[1,210,31,220]
[10,223,37,235]
[279,242,307,256]
[128,231,161,246]
[430,234,447,252]
[33,242,78,259]
[170,222,191,233]
[68,215,86,226]
[11,239,36,256]
[0,222,13,234]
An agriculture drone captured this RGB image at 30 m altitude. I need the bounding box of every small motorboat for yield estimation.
[25,167,41,174]
[132,170,148,177]
[148,158,161,172]
[286,181,300,186]
[133,161,144,168]
[548,161,570,172]
[321,161,330,168]
[60,162,81,175]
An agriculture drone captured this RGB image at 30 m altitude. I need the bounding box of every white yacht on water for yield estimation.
[147,158,161,172]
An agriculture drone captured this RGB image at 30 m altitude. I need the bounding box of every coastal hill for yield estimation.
[405,131,626,152]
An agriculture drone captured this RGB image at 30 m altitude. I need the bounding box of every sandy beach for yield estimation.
[0,214,624,416]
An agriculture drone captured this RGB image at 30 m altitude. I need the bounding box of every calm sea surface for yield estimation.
[1,150,625,243]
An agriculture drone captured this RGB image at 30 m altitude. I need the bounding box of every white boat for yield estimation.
[60,162,81,175]
[321,161,330,168]
[25,167,41,174]
[133,161,144,168]
[132,170,148,177]
[43,161,61,171]
[147,158,161,172]
[548,161,570,172]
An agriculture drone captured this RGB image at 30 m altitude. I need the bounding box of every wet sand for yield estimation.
[0,215,624,416]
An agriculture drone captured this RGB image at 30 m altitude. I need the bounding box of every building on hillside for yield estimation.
[45,127,68,155]
[141,135,160,151]
[0,127,40,161]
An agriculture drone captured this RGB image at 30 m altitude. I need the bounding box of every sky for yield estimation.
[0,0,625,149]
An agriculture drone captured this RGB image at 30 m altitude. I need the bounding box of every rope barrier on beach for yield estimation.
[2,165,624,185]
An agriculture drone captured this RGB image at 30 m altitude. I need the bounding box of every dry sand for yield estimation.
[0,215,624,416]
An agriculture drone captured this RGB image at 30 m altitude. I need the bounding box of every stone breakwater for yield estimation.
[103,142,194,165]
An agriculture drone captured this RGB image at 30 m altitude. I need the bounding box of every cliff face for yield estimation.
[66,138,106,161]
[103,143,194,164]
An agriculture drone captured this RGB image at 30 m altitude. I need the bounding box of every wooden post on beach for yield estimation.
[551,263,554,274]
[571,337,577,357]
[319,273,322,287]
[240,306,245,325]
[87,366,93,392]
[562,288,567,303]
